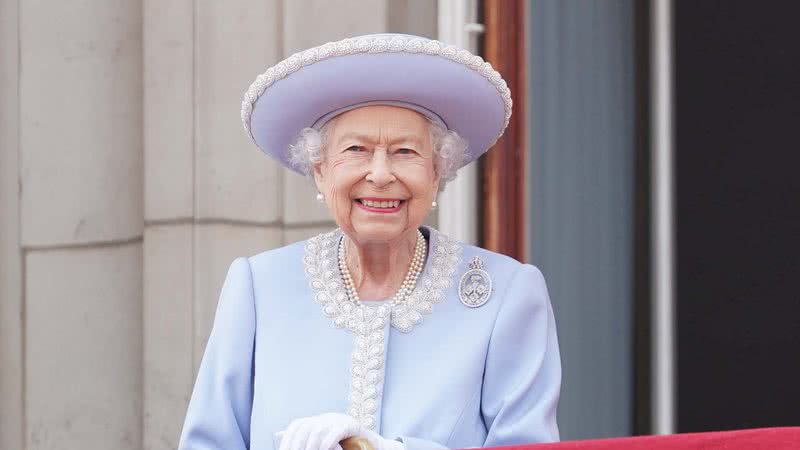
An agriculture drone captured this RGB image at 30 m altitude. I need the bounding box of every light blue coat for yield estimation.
[179,227,561,450]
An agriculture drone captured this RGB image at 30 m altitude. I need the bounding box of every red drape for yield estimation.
[479,427,800,450]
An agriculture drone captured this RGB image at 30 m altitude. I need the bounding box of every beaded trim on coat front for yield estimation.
[303,227,462,333]
[302,227,462,429]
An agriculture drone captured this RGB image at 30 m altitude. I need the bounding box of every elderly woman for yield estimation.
[179,34,561,450]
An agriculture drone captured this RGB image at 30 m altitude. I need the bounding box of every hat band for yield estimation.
[311,100,448,130]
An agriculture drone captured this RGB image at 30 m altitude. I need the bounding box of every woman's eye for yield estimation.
[396,148,417,155]
[345,145,365,152]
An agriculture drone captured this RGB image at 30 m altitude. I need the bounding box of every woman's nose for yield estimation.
[365,151,396,187]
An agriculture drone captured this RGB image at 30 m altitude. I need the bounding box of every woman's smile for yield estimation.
[354,197,406,213]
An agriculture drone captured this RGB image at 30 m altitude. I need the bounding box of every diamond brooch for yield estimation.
[458,256,492,308]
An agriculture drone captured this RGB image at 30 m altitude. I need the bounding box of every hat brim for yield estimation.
[246,41,510,175]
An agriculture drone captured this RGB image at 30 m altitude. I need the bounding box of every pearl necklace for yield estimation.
[338,230,427,307]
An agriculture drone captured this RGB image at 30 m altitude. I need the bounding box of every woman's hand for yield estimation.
[277,413,404,450]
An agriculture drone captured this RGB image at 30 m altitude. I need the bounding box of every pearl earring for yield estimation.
[432,200,438,208]
[316,192,324,202]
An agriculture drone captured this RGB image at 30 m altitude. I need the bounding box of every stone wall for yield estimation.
[0,1,435,449]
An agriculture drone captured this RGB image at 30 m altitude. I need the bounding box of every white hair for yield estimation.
[287,117,469,192]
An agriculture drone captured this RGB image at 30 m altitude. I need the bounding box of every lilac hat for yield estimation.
[241,33,512,174]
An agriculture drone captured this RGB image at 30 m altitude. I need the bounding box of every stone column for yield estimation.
[0,0,23,448]
[17,0,144,449]
[143,1,283,449]
[142,2,194,448]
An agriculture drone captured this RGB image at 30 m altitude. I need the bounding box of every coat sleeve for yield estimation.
[481,263,561,445]
[179,257,256,450]
[396,263,562,450]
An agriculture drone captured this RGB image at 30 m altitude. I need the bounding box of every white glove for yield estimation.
[277,412,404,450]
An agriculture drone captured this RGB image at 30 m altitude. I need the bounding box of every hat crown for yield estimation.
[241,33,512,174]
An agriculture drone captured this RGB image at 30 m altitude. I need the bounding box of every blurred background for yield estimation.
[1,0,798,449]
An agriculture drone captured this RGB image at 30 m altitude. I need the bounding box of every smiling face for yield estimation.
[313,105,440,245]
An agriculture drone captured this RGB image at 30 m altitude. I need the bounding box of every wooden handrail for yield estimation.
[340,436,374,450]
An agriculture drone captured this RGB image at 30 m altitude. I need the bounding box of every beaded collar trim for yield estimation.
[303,227,461,429]
[303,227,462,334]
